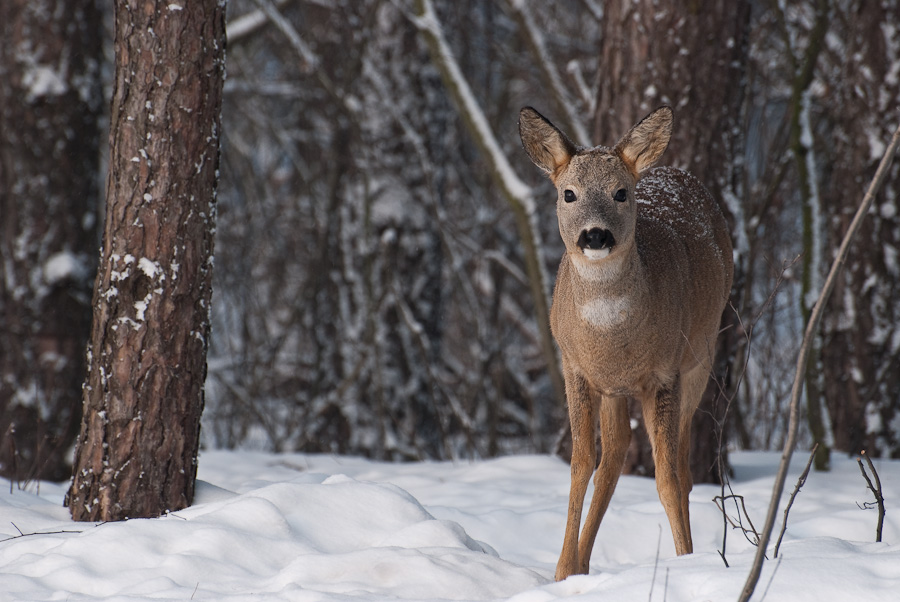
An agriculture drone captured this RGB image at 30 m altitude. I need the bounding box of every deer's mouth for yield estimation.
[577,227,616,259]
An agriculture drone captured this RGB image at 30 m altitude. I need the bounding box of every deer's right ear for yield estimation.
[519,107,577,180]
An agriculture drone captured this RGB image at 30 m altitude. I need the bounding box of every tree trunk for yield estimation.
[0,0,102,482]
[593,0,751,483]
[67,0,225,521]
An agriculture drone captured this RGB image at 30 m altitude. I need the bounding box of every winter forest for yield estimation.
[2,0,900,497]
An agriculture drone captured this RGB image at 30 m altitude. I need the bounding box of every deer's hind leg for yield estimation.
[643,376,694,556]
[576,395,631,574]
[675,365,713,553]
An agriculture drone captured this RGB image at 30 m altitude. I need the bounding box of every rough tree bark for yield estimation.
[67,0,226,521]
[592,0,751,483]
[0,0,103,482]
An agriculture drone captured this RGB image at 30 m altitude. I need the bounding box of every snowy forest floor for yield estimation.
[2,450,899,601]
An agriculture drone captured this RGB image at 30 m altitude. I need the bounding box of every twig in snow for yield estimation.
[713,494,760,548]
[713,258,799,569]
[774,443,818,558]
[1,523,87,543]
[856,450,886,543]
[739,116,900,602]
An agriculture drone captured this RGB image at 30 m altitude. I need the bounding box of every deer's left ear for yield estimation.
[519,107,577,181]
[615,106,673,178]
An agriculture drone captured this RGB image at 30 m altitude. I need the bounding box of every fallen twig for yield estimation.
[1,523,86,543]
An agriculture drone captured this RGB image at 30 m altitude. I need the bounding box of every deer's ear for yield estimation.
[615,106,673,178]
[519,107,577,180]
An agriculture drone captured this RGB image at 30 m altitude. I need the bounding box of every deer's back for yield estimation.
[635,166,733,356]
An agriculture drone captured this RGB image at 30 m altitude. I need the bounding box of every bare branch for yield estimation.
[250,0,350,109]
[857,450,886,543]
[774,443,818,558]
[503,0,592,146]
[1,524,88,543]
[227,0,298,43]
[714,494,760,547]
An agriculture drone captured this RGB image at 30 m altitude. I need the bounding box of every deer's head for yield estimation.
[519,106,673,268]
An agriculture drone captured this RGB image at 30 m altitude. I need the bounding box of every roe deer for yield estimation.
[519,106,733,581]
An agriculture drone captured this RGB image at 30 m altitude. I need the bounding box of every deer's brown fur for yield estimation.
[519,106,733,581]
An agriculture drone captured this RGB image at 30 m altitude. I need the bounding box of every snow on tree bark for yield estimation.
[67,0,225,521]
[0,0,103,482]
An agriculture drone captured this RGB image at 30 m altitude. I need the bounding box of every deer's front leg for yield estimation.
[577,395,631,573]
[556,369,596,581]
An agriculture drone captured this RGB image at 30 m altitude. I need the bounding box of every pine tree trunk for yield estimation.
[0,0,102,482]
[67,0,225,521]
[593,0,751,483]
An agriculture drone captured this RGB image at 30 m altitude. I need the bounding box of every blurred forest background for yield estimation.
[2,0,899,483]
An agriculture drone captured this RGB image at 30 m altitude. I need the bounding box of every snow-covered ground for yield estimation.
[2,450,898,601]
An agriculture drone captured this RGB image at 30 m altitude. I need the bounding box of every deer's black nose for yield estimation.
[578,228,615,250]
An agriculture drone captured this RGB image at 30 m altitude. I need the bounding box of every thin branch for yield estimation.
[227,0,298,43]
[1,524,88,543]
[566,60,596,115]
[713,258,799,567]
[713,494,760,547]
[857,450,886,543]
[250,0,349,109]
[739,118,900,602]
[774,443,818,558]
[504,0,591,146]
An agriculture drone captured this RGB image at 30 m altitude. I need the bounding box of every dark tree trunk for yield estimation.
[0,0,102,482]
[593,0,751,483]
[67,0,225,521]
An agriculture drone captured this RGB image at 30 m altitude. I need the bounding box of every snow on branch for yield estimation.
[504,0,591,147]
[249,0,353,112]
[250,0,317,71]
[410,0,566,408]
[227,0,298,43]
[410,0,534,211]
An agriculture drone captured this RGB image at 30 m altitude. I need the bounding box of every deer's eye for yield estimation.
[613,188,627,202]
[564,190,576,203]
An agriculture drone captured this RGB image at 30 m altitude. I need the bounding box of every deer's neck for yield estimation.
[569,240,648,330]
